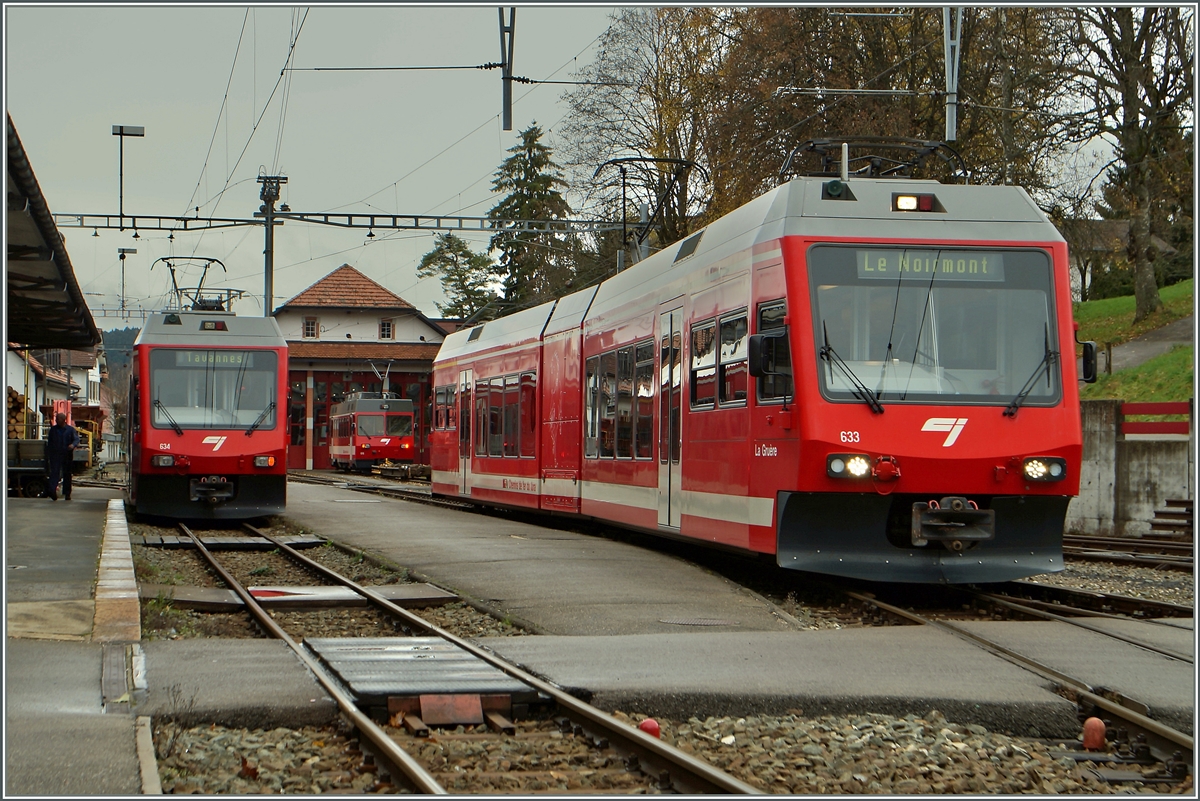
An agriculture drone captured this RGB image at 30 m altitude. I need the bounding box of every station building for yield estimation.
[273,265,449,469]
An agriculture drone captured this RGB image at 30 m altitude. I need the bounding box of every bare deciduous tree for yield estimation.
[1059,7,1194,321]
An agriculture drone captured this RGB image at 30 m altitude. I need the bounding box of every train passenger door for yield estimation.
[458,369,472,495]
[658,307,683,528]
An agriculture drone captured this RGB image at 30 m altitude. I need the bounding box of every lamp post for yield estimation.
[118,248,137,319]
[112,125,144,229]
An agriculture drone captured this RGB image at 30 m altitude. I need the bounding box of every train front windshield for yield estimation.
[356,414,413,437]
[808,246,1060,407]
[150,349,278,429]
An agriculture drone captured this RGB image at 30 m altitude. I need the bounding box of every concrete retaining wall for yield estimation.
[1066,400,1194,536]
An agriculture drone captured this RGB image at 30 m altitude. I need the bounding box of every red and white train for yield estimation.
[430,174,1096,583]
[329,392,416,471]
[127,308,288,519]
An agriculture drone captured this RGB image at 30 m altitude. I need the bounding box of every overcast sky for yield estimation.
[5,4,617,326]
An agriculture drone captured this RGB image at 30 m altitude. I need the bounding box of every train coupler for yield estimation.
[190,476,235,505]
[911,497,994,549]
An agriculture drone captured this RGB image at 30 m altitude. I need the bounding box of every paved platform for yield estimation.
[5,488,145,795]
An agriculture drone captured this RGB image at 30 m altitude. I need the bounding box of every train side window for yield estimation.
[448,385,457,430]
[130,378,140,433]
[719,313,749,405]
[757,302,794,402]
[599,351,618,458]
[585,356,600,458]
[520,372,536,458]
[488,378,504,457]
[503,375,520,457]
[616,346,634,458]
[434,387,446,429]
[460,381,472,457]
[690,321,717,408]
[475,384,487,456]
[634,340,654,459]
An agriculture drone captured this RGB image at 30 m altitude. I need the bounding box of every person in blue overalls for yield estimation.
[46,412,80,501]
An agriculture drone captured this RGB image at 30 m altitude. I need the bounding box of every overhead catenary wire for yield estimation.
[192,8,309,233]
[330,27,609,217]
[177,9,251,222]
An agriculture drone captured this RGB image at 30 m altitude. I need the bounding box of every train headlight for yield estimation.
[254,455,275,468]
[828,453,871,478]
[151,454,175,467]
[893,193,938,212]
[1023,457,1066,481]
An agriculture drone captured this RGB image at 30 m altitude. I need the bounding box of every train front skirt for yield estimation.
[776,492,1068,584]
[133,474,286,520]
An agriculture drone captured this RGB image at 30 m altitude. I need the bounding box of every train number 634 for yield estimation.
[839,431,860,443]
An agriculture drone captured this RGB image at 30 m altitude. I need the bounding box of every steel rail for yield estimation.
[243,523,763,795]
[1064,534,1192,557]
[287,472,471,512]
[989,593,1193,630]
[1062,548,1193,573]
[845,590,1194,765]
[176,524,447,794]
[1008,580,1195,618]
[967,591,1193,664]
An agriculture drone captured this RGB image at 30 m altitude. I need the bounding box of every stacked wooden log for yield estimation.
[6,386,35,439]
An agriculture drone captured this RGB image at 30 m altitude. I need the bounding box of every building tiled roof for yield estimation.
[287,342,442,361]
[60,349,98,368]
[278,265,416,311]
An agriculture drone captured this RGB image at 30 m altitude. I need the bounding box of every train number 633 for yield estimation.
[839,431,860,443]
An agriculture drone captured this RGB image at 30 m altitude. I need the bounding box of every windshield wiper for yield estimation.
[820,323,884,414]
[153,400,184,436]
[1004,326,1058,418]
[245,401,276,436]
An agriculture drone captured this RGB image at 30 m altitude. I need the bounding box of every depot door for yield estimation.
[658,306,683,528]
[459,369,472,494]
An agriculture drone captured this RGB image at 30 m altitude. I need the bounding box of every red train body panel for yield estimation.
[430,176,1084,583]
[127,309,288,519]
[329,393,416,471]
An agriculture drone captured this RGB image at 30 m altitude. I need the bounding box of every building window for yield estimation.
[379,319,393,340]
[303,317,319,339]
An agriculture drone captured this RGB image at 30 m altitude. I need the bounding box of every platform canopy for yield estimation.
[7,113,100,349]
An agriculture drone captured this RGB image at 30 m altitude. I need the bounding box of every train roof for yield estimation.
[434,176,1065,365]
[437,299,556,362]
[134,309,287,347]
[588,177,1063,324]
[331,395,414,415]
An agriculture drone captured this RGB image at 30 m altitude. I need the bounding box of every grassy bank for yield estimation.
[1080,345,1194,403]
[1073,279,1193,353]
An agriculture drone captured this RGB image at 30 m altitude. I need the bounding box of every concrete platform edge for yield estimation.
[137,716,164,794]
[94,498,141,642]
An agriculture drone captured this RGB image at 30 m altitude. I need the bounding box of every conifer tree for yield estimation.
[416,233,497,320]
[487,124,573,308]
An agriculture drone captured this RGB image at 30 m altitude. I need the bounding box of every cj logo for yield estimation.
[202,436,228,451]
[922,418,967,447]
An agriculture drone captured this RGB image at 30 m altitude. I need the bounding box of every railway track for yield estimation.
[1062,534,1193,573]
[130,516,1193,792]
[165,521,760,794]
[844,586,1194,773]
